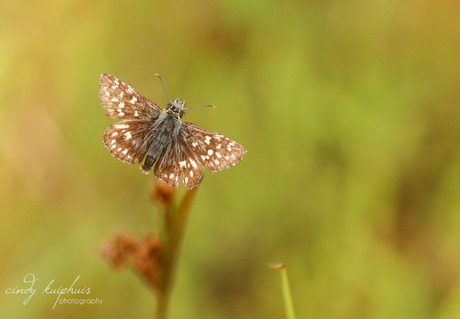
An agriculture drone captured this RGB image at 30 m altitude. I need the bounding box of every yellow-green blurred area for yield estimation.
[1,0,460,318]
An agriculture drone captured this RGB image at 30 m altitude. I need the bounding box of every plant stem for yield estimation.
[270,263,297,319]
[280,265,296,319]
[156,185,200,319]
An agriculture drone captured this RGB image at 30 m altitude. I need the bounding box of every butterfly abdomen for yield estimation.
[141,111,182,174]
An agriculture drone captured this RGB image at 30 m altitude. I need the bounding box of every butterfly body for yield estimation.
[99,74,246,189]
[141,100,184,173]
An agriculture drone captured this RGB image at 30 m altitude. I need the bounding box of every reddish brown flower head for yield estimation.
[101,233,163,291]
[150,179,175,209]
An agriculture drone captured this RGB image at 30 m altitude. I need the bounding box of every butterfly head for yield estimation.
[157,74,215,120]
[167,98,187,119]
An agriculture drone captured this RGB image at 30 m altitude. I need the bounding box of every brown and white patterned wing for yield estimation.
[99,73,161,120]
[153,136,203,189]
[181,122,247,172]
[103,120,154,165]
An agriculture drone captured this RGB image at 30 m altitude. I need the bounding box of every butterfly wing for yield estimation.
[181,122,247,172]
[103,120,155,165]
[99,73,161,120]
[99,74,162,166]
[153,135,203,189]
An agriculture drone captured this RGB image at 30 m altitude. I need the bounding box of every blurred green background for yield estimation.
[1,0,460,318]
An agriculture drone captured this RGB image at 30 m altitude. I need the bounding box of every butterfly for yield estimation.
[99,74,247,189]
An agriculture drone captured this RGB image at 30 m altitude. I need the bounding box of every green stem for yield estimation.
[157,185,200,319]
[270,263,297,319]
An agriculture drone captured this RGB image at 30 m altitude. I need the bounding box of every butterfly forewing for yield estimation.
[99,74,161,120]
[153,137,203,189]
[103,120,154,165]
[182,122,247,172]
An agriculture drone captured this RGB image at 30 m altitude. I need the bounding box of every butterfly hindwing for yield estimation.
[103,120,154,165]
[153,136,203,189]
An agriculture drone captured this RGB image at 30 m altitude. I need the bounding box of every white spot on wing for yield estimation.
[130,96,137,104]
[190,159,198,169]
[215,152,222,158]
[114,124,129,129]
[118,102,125,108]
[204,136,212,145]
[125,132,132,139]
[179,161,186,168]
[208,149,213,156]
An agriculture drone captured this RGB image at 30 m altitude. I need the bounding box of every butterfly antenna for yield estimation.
[155,74,173,104]
[183,104,215,110]
[155,74,215,110]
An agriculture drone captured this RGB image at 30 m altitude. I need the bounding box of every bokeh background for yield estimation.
[1,0,460,318]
